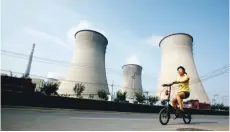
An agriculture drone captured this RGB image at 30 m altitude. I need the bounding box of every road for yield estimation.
[1,107,229,131]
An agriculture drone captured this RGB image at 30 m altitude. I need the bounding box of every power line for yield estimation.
[1,50,229,94]
[1,63,228,96]
[0,50,156,80]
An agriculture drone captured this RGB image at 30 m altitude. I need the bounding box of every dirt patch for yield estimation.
[177,128,213,131]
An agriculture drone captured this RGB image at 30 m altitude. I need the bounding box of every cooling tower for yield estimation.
[121,64,143,102]
[156,33,210,104]
[58,30,109,99]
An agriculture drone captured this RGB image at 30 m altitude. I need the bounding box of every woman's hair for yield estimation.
[177,66,187,75]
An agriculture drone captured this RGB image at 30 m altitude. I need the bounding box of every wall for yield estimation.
[2,91,228,116]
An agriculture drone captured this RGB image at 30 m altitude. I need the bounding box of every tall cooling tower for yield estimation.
[121,64,143,102]
[58,30,109,99]
[155,33,210,104]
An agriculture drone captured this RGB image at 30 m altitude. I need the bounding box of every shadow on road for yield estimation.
[168,121,218,125]
[188,121,218,125]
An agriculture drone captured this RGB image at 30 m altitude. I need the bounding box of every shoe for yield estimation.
[173,113,180,120]
[178,109,184,118]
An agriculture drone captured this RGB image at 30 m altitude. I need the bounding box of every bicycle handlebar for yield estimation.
[162,81,178,87]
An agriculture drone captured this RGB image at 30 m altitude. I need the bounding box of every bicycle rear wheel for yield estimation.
[159,107,170,125]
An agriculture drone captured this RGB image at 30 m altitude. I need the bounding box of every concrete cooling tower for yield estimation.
[155,33,210,104]
[121,64,143,102]
[58,30,109,99]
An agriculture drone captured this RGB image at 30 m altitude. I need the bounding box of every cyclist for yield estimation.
[171,66,190,118]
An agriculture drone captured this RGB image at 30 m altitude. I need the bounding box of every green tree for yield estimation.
[115,91,127,102]
[73,83,85,98]
[135,92,146,104]
[40,81,59,96]
[98,90,108,101]
[148,96,159,105]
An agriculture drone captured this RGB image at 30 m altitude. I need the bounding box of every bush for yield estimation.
[88,94,94,99]
[40,81,59,96]
[73,83,85,98]
[211,103,228,111]
[135,92,146,104]
[148,96,159,105]
[98,90,108,101]
[115,90,127,102]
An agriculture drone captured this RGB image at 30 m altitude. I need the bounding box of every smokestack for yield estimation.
[24,43,35,78]
[121,64,143,102]
[156,33,210,104]
[58,30,109,99]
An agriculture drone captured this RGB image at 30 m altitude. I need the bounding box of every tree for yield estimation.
[211,103,227,111]
[223,106,229,111]
[148,96,159,105]
[115,90,127,102]
[40,81,59,96]
[98,90,108,101]
[73,83,85,98]
[161,99,167,106]
[135,92,146,104]
[88,94,94,99]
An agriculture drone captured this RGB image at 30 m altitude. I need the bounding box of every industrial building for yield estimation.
[121,64,143,103]
[58,30,109,99]
[155,33,210,104]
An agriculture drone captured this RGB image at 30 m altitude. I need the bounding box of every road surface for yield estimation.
[1,107,229,131]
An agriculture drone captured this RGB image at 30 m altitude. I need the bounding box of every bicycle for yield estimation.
[158,82,192,125]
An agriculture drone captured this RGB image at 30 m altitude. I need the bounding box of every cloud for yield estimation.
[145,35,164,47]
[67,20,106,44]
[125,54,141,65]
[23,27,72,50]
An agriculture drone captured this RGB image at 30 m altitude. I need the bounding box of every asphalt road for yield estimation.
[1,107,229,131]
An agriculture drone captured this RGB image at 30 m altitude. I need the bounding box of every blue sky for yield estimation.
[1,0,229,105]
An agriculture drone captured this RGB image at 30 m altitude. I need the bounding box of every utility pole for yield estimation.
[212,94,219,104]
[111,80,114,101]
[144,91,149,104]
[131,72,136,102]
[24,43,35,78]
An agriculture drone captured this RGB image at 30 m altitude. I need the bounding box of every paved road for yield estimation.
[1,107,229,131]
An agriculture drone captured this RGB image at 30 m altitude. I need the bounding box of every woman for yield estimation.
[172,66,190,117]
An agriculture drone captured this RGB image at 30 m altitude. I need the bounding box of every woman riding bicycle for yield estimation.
[171,66,190,117]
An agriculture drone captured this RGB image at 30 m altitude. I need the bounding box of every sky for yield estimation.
[1,0,229,105]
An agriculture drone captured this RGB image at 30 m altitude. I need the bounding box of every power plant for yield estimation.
[121,64,143,102]
[155,33,210,104]
[58,30,109,99]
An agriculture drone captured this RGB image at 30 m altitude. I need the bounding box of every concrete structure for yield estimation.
[24,43,35,78]
[58,30,109,99]
[155,33,210,104]
[121,64,143,102]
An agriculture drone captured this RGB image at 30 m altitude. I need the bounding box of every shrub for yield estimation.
[148,96,159,105]
[135,92,146,104]
[98,90,108,101]
[115,90,127,102]
[73,83,85,98]
[88,94,94,99]
[40,81,59,96]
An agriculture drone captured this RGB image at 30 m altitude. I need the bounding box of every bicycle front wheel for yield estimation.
[159,107,170,125]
